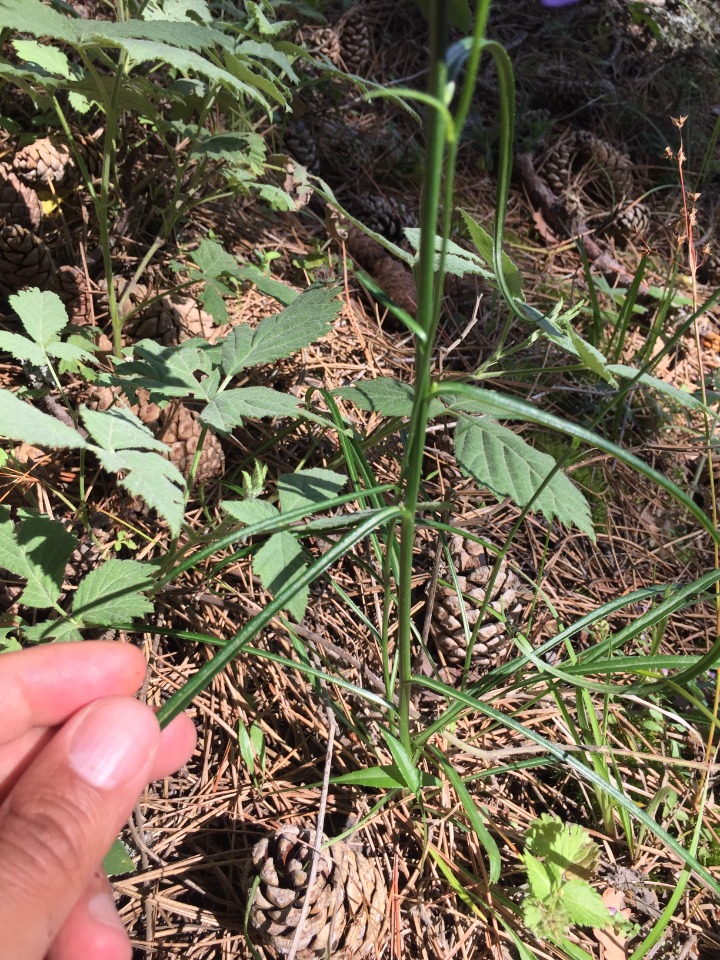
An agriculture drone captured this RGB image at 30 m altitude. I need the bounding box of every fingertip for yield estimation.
[152,711,197,781]
[48,873,131,960]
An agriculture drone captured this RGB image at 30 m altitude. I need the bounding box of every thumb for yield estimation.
[0,696,161,960]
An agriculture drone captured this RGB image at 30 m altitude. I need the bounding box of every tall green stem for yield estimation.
[396,1,449,753]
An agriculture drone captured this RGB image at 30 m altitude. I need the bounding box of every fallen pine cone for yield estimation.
[246,823,388,960]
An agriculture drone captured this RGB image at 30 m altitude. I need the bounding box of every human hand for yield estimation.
[0,641,196,960]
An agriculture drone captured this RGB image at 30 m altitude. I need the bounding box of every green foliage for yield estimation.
[521,816,612,940]
[0,507,76,609]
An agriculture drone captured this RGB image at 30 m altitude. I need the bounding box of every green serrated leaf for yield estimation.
[565,324,617,387]
[80,405,170,453]
[94,449,185,537]
[339,377,445,419]
[200,386,327,435]
[236,264,298,306]
[523,852,555,900]
[454,416,594,537]
[0,507,77,609]
[103,838,136,878]
[73,559,154,627]
[0,390,87,449]
[0,331,46,365]
[10,289,69,347]
[460,209,523,299]
[252,530,307,621]
[223,498,279,524]
[219,282,339,376]
[22,618,84,643]
[278,468,346,514]
[561,880,612,929]
[13,39,71,78]
[190,237,241,278]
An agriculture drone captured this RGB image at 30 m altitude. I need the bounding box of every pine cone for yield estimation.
[340,12,372,75]
[246,824,387,960]
[0,224,56,294]
[56,265,93,324]
[296,25,342,66]
[158,404,225,483]
[284,119,320,174]
[350,194,404,244]
[14,136,75,187]
[429,535,524,675]
[610,202,649,242]
[0,162,43,231]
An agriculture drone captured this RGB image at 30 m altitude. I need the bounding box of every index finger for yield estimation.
[0,641,148,743]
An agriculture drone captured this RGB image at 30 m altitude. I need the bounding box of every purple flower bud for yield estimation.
[540,0,581,6]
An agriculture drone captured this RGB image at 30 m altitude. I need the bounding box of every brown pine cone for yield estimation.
[0,224,56,294]
[296,25,342,66]
[339,12,372,75]
[284,118,320,173]
[246,824,387,960]
[429,535,525,675]
[56,265,93,325]
[0,162,43,231]
[14,136,75,187]
[610,202,650,243]
[158,404,225,483]
[349,193,404,244]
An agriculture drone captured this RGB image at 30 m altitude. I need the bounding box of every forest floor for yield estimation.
[2,1,720,958]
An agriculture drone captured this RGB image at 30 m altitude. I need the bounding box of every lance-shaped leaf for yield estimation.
[339,376,445,418]
[72,559,155,626]
[219,282,340,377]
[94,448,186,537]
[0,507,77,609]
[454,415,593,536]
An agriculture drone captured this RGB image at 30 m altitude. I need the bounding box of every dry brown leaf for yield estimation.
[594,888,630,960]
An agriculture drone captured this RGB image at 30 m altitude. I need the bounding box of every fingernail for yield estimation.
[69,698,158,789]
[88,891,125,930]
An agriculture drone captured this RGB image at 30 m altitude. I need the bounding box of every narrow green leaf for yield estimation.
[454,415,594,537]
[236,264,298,306]
[73,559,154,627]
[331,767,441,789]
[0,507,77,609]
[278,468,346,514]
[460,209,523,299]
[0,391,87,449]
[338,377,445,419]
[608,364,704,411]
[440,755,502,884]
[253,530,308,622]
[381,731,420,795]
[10,289,68,346]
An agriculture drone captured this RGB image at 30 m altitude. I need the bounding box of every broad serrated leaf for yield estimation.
[404,227,493,279]
[80,405,170,453]
[0,390,87,449]
[13,39,71,77]
[278,468,346,514]
[223,499,278,524]
[236,264,298,306]
[0,507,77,609]
[73,558,154,626]
[608,364,704,411]
[103,340,214,401]
[253,530,307,621]
[523,852,555,900]
[454,416,593,537]
[219,282,339,376]
[47,340,98,365]
[94,449,185,537]
[561,880,612,929]
[0,331,46,365]
[10,289,68,346]
[189,237,242,278]
[460,209,523,299]
[200,386,327,435]
[526,816,598,881]
[22,618,83,643]
[339,377,445,418]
